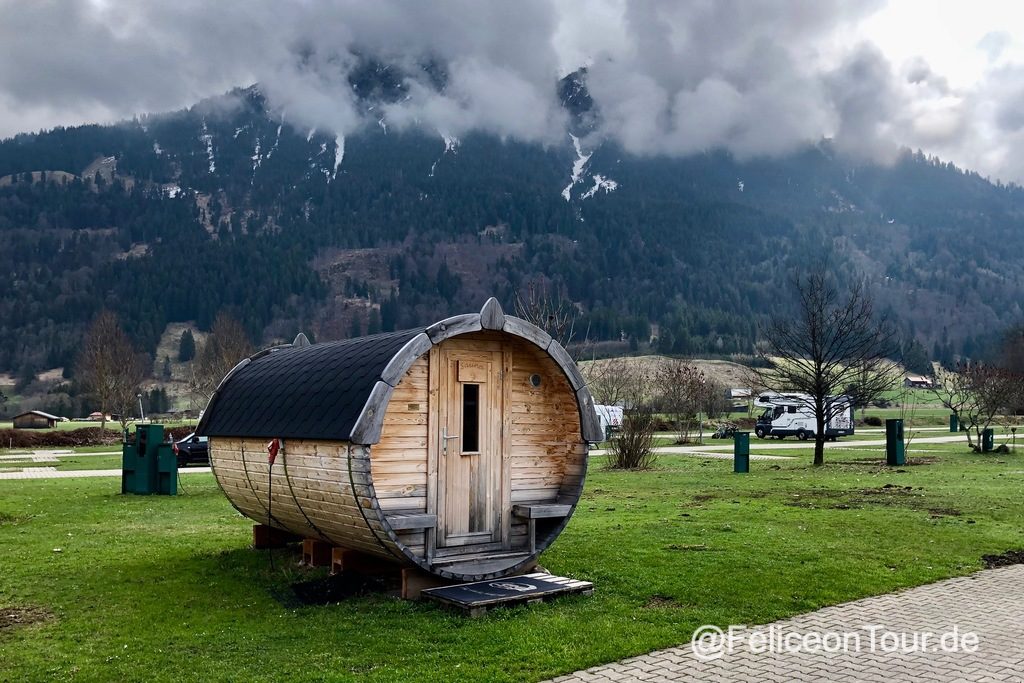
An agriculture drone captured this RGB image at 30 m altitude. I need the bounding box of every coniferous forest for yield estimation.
[2,82,1023,378]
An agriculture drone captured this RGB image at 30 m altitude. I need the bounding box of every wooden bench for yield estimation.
[512,504,572,554]
[387,513,437,531]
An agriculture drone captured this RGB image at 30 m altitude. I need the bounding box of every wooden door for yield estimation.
[435,343,507,550]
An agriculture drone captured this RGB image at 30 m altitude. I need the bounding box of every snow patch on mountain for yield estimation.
[199,121,216,173]
[251,138,262,182]
[153,142,162,156]
[429,132,460,177]
[331,135,345,181]
[307,128,316,142]
[378,117,388,135]
[561,133,592,201]
[581,174,618,200]
[266,120,283,160]
[443,134,459,154]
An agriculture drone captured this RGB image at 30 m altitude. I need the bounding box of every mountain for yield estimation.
[1,68,1023,379]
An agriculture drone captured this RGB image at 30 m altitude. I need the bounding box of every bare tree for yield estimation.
[514,279,588,359]
[582,357,638,407]
[110,353,150,432]
[656,359,708,444]
[189,312,254,406]
[933,363,1023,451]
[757,271,899,466]
[76,311,147,432]
[700,378,728,420]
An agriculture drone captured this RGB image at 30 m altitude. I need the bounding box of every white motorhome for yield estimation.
[753,392,854,440]
[594,404,624,440]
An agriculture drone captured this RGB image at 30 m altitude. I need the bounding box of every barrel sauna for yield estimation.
[197,298,602,582]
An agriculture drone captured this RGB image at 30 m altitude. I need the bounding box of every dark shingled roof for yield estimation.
[197,328,420,441]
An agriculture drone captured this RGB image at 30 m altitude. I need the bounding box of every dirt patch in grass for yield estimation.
[782,485,952,513]
[0,605,53,632]
[0,511,30,525]
[843,457,939,467]
[927,507,963,518]
[982,549,1024,568]
[643,594,684,609]
[664,544,711,552]
[861,484,916,495]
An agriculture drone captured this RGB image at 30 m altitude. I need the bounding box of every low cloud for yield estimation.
[0,0,1022,182]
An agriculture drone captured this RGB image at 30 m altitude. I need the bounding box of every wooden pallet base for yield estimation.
[252,524,301,549]
[301,539,333,567]
[420,573,593,617]
[331,547,398,576]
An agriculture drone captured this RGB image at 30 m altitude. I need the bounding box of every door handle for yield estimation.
[442,427,459,456]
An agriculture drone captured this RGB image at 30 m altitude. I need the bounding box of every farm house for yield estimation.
[12,410,61,429]
[197,299,602,584]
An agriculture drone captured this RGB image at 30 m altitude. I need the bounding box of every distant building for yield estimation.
[12,410,60,429]
[725,387,752,413]
[904,373,934,389]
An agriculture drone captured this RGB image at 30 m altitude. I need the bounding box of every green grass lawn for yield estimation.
[25,454,123,471]
[2,443,1023,682]
[0,419,198,432]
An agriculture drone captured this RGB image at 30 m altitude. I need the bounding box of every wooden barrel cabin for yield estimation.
[196,299,602,582]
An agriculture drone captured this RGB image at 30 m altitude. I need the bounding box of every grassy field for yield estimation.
[0,419,198,432]
[1,441,1022,682]
[0,454,123,473]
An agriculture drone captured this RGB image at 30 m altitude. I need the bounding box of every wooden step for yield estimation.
[421,573,594,617]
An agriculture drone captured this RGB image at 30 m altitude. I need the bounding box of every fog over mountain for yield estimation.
[2,1,1024,183]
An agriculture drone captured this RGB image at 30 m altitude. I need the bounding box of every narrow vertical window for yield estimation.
[462,384,479,453]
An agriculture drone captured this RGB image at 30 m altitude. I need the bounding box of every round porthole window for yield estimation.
[530,374,542,387]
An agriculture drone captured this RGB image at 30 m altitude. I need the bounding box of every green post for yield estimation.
[885,419,905,466]
[949,414,958,433]
[734,432,750,473]
[982,428,995,453]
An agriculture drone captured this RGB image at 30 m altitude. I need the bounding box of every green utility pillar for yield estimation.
[982,428,995,453]
[734,432,750,473]
[885,419,905,466]
[122,424,177,495]
[949,414,959,433]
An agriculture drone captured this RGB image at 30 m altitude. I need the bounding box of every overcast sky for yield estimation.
[1,0,1023,182]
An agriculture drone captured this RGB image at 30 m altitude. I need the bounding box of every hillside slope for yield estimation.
[1,76,1022,374]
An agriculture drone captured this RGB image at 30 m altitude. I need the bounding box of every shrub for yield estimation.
[863,415,883,427]
[0,427,120,449]
[608,407,658,469]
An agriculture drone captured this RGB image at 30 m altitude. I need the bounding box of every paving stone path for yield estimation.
[548,565,1024,682]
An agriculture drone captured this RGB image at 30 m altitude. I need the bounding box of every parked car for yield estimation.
[173,432,209,467]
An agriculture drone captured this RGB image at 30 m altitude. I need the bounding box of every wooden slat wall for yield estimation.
[372,356,430,519]
[210,437,393,559]
[506,337,585,505]
[443,333,585,509]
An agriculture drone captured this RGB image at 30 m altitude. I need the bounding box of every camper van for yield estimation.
[754,392,854,440]
[594,404,624,441]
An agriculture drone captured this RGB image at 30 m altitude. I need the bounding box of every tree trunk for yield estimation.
[814,412,827,466]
